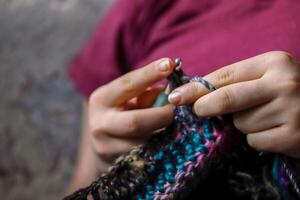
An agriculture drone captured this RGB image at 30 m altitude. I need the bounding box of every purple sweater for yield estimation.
[69,0,300,98]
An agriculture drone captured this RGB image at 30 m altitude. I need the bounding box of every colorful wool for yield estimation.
[64,59,300,200]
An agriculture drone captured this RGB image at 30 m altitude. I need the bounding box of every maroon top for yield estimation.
[69,0,300,98]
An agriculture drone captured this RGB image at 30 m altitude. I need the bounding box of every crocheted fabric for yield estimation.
[64,60,300,200]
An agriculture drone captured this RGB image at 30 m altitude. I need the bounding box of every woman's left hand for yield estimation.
[168,51,300,158]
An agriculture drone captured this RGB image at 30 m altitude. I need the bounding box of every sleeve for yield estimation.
[68,0,175,98]
[68,0,135,98]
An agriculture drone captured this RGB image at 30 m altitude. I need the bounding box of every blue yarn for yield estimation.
[153,151,164,161]
[164,163,173,171]
[147,164,155,173]
[272,156,280,184]
[192,133,202,143]
[138,116,218,199]
[136,194,143,200]
[272,156,290,200]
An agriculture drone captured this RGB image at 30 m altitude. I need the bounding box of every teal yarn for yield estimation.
[273,156,289,200]
[272,155,300,200]
[152,91,169,108]
[140,120,214,200]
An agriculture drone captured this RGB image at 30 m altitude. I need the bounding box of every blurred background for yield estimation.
[0,0,112,199]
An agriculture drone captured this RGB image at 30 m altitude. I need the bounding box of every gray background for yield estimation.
[0,0,112,199]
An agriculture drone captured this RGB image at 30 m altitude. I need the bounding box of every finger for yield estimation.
[103,105,174,138]
[92,136,146,162]
[168,53,271,105]
[168,81,211,105]
[204,52,271,88]
[193,79,275,117]
[98,58,174,106]
[122,98,139,110]
[122,86,164,110]
[136,86,165,108]
[233,100,282,133]
[246,125,290,153]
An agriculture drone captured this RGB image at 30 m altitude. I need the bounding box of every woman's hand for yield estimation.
[168,51,300,158]
[88,58,174,164]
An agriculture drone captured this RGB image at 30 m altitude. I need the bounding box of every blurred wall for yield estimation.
[0,0,112,199]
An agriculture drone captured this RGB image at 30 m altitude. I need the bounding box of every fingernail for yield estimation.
[168,91,181,104]
[156,59,170,72]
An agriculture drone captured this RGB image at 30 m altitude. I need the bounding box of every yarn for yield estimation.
[64,59,300,200]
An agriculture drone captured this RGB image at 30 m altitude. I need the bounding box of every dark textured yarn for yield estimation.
[64,60,300,200]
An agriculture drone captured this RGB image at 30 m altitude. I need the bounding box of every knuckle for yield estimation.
[218,89,233,113]
[189,82,202,96]
[266,51,293,65]
[232,115,244,133]
[89,118,98,134]
[88,86,105,105]
[278,79,300,95]
[90,126,104,139]
[124,114,140,135]
[94,144,111,158]
[89,118,109,138]
[190,82,199,91]
[90,134,115,159]
[247,135,274,152]
[246,136,257,149]
[216,67,235,85]
[89,90,99,106]
[121,73,136,94]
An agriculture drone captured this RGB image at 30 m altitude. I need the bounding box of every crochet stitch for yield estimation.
[64,59,300,200]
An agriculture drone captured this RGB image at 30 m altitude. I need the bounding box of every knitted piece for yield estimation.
[64,60,300,200]
[273,156,300,200]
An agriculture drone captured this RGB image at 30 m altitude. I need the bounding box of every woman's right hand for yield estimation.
[88,58,175,165]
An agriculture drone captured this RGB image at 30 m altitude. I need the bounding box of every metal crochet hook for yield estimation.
[152,58,183,107]
[152,58,216,107]
[168,58,216,91]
